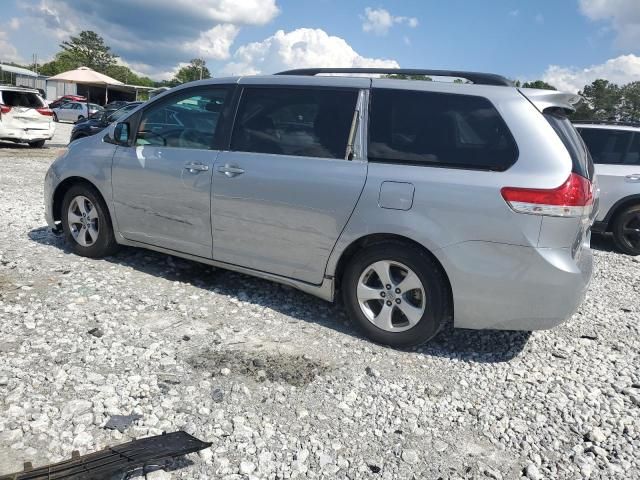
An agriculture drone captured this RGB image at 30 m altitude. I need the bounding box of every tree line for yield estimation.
[12,31,211,88]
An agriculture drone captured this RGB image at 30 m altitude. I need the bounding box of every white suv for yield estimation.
[0,85,55,148]
[575,121,640,255]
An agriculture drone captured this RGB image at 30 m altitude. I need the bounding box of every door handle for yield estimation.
[625,174,640,182]
[183,162,209,173]
[217,164,245,177]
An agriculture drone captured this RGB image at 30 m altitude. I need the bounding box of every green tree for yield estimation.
[174,58,211,84]
[38,51,79,76]
[579,79,622,120]
[104,64,154,87]
[620,82,640,121]
[521,80,557,90]
[60,31,117,72]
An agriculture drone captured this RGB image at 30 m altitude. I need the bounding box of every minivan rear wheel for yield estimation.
[61,184,118,258]
[342,243,449,347]
[612,204,640,256]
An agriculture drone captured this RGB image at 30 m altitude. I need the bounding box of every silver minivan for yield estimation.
[44,68,596,346]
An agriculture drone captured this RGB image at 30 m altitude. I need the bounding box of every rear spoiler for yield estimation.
[518,88,582,114]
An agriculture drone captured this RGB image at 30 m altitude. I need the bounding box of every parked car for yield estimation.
[104,100,130,110]
[48,95,87,109]
[52,102,103,123]
[70,102,143,142]
[575,121,640,255]
[44,68,596,346]
[0,85,55,148]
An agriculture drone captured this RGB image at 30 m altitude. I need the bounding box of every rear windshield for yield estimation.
[544,109,594,180]
[1,90,44,109]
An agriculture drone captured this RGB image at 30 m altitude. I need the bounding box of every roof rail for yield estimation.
[274,68,513,87]
[572,120,640,127]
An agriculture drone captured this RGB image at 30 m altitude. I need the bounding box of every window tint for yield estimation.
[108,104,137,122]
[1,91,44,108]
[626,134,640,165]
[136,88,227,149]
[231,87,358,159]
[577,128,635,165]
[368,89,518,171]
[545,112,593,179]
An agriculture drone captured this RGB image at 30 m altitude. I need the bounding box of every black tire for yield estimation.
[61,184,119,258]
[28,140,46,148]
[76,115,85,123]
[612,204,640,256]
[53,113,58,122]
[342,242,449,347]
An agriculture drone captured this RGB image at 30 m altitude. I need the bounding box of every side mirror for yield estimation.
[114,122,130,144]
[105,122,130,146]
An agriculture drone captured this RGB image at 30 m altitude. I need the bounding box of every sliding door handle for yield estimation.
[183,162,209,173]
[217,165,245,177]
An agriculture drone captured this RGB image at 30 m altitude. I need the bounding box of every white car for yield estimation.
[52,101,103,123]
[0,86,55,148]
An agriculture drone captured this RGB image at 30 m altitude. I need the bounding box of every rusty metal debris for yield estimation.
[0,431,211,480]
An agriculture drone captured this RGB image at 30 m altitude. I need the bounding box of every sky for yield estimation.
[0,0,639,92]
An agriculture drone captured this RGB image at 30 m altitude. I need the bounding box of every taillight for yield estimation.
[501,173,593,217]
[36,108,54,116]
[0,104,11,114]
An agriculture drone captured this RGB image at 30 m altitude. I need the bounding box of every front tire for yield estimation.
[61,184,118,258]
[342,242,449,347]
[28,140,46,148]
[612,204,640,256]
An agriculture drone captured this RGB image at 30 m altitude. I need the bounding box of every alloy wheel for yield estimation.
[356,260,426,332]
[67,195,100,247]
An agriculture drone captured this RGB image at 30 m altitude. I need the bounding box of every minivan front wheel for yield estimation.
[343,243,449,347]
[61,184,118,258]
[612,204,640,256]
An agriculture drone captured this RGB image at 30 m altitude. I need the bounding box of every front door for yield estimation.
[111,86,230,258]
[212,86,367,284]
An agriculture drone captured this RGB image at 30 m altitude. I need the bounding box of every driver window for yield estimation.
[135,87,228,150]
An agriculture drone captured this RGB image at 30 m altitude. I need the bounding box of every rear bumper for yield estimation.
[440,241,593,331]
[0,123,55,142]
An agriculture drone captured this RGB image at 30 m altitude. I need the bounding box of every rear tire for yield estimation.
[28,140,46,148]
[342,242,449,347]
[53,113,58,122]
[77,115,85,122]
[612,204,640,256]
[61,184,119,258]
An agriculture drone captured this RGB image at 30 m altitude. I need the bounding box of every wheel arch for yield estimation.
[601,194,640,232]
[332,233,453,316]
[52,176,111,225]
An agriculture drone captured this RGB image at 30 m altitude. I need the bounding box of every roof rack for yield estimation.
[274,68,513,87]
[572,120,640,127]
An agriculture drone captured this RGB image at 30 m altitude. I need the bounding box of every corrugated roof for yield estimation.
[0,64,39,77]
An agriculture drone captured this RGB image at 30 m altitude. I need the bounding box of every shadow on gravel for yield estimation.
[590,232,617,253]
[28,226,530,362]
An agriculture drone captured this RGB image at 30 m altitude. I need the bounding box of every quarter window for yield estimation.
[368,88,518,171]
[135,88,228,150]
[230,87,359,159]
[578,128,636,165]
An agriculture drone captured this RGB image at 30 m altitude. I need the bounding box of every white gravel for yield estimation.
[0,125,639,479]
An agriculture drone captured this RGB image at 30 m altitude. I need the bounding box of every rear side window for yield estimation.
[544,111,593,179]
[577,128,637,165]
[368,89,518,171]
[231,87,358,159]
[1,91,44,108]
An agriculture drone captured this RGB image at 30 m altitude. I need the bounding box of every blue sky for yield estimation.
[0,0,639,91]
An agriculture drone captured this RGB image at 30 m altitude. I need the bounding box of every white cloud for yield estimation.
[183,24,239,61]
[9,18,21,30]
[579,0,640,48]
[542,54,640,92]
[20,0,280,78]
[361,7,418,36]
[0,31,22,63]
[223,28,399,76]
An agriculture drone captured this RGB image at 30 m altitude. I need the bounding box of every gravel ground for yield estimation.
[0,125,639,479]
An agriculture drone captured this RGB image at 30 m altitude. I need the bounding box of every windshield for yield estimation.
[107,104,137,122]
